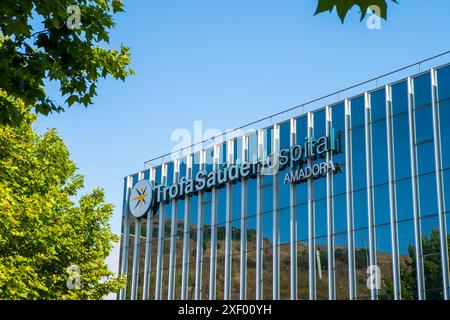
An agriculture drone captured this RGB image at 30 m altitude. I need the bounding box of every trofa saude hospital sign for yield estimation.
[129,129,343,218]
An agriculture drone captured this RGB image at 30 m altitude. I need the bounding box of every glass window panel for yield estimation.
[297,203,308,241]
[187,195,198,299]
[164,203,172,238]
[279,243,291,300]
[217,187,227,225]
[413,72,432,109]
[247,134,258,163]
[353,189,368,230]
[332,103,347,196]
[278,169,290,209]
[316,236,329,300]
[439,98,450,170]
[418,173,438,217]
[295,115,308,144]
[131,174,139,187]
[230,250,240,299]
[334,232,349,300]
[315,199,327,238]
[313,109,326,139]
[262,210,273,249]
[370,88,386,122]
[137,219,149,300]
[296,180,308,206]
[234,137,242,164]
[397,219,417,300]
[354,228,371,299]
[186,261,197,299]
[437,64,450,102]
[391,80,408,116]
[204,147,214,172]
[417,141,435,175]
[374,184,390,226]
[333,194,347,233]
[161,236,170,298]
[351,126,367,191]
[351,95,365,129]
[262,246,273,299]
[297,201,309,299]
[149,216,159,300]
[154,167,162,187]
[279,208,290,245]
[280,121,291,150]
[179,158,187,178]
[393,113,411,180]
[192,153,200,176]
[297,238,309,300]
[332,102,345,132]
[177,200,185,231]
[246,214,257,300]
[166,162,174,185]
[420,215,444,300]
[216,223,226,300]
[125,217,136,300]
[174,210,184,299]
[230,182,241,300]
[231,183,241,223]
[201,225,211,300]
[314,175,327,201]
[396,178,414,221]
[374,224,393,300]
[372,121,389,186]
[444,170,450,213]
[414,106,434,143]
[262,127,273,158]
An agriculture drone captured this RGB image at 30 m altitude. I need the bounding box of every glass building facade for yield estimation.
[119,63,450,300]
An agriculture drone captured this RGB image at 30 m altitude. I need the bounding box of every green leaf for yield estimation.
[314,0,335,15]
[66,95,78,107]
[0,0,133,122]
[313,0,397,23]
[336,0,355,23]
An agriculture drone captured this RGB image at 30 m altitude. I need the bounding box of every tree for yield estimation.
[0,0,134,123]
[385,231,450,300]
[314,0,399,23]
[0,91,124,299]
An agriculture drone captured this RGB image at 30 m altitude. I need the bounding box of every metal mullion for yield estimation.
[240,136,249,300]
[345,99,356,300]
[181,154,192,300]
[385,85,401,300]
[209,145,219,300]
[155,164,167,300]
[307,112,316,300]
[131,172,145,300]
[143,168,155,300]
[224,139,234,299]
[168,160,180,300]
[407,76,425,300]
[256,129,264,300]
[364,92,378,300]
[326,107,336,300]
[195,151,205,300]
[273,124,280,300]
[431,69,450,300]
[290,118,298,300]
[119,175,132,300]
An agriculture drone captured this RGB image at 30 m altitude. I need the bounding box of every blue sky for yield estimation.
[34,0,450,236]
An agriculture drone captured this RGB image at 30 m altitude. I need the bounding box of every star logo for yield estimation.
[129,179,153,218]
